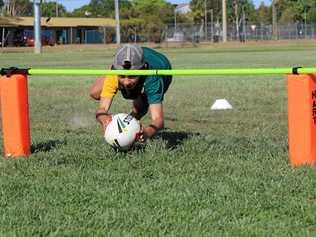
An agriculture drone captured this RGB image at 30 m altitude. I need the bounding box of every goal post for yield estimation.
[1,67,316,167]
[288,74,316,167]
[0,73,30,157]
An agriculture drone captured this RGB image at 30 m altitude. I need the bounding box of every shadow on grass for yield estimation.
[31,140,67,154]
[155,130,200,150]
[129,130,199,152]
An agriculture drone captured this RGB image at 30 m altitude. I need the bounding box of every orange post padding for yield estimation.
[0,74,30,157]
[288,74,316,167]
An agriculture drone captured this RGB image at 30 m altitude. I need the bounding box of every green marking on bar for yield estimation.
[24,67,316,76]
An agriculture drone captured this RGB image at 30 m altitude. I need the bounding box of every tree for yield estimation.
[308,3,316,22]
[190,0,222,40]
[226,0,255,39]
[71,0,131,18]
[256,2,271,24]
[0,0,3,16]
[279,7,296,23]
[69,4,93,17]
[132,0,174,21]
[225,0,256,23]
[131,0,174,42]
[3,0,32,16]
[190,0,205,25]
[88,0,115,17]
[190,0,255,25]
[121,18,145,42]
[273,0,315,24]
[272,0,278,39]
[69,0,173,42]
[41,1,67,17]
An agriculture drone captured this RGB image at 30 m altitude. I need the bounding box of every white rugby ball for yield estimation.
[104,113,141,151]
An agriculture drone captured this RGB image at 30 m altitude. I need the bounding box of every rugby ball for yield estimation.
[104,113,141,151]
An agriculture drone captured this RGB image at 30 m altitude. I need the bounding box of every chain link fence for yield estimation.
[164,22,316,43]
[2,22,316,47]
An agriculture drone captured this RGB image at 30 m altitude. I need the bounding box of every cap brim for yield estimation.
[111,64,144,70]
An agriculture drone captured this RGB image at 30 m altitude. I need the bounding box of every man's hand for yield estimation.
[96,97,113,132]
[96,109,112,131]
[135,124,145,143]
[142,104,164,139]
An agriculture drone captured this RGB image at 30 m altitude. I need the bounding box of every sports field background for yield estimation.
[1,42,316,236]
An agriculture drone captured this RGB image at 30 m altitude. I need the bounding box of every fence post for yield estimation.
[288,74,316,166]
[0,74,31,158]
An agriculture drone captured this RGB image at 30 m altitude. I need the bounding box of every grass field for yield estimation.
[1,42,316,236]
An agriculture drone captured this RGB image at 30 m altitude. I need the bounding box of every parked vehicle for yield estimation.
[13,30,27,46]
[26,35,55,47]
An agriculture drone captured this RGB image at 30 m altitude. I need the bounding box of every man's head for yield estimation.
[113,44,144,70]
[112,44,146,89]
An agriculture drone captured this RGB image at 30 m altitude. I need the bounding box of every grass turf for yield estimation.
[1,43,316,236]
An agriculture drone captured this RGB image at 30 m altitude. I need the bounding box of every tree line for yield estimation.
[1,0,315,42]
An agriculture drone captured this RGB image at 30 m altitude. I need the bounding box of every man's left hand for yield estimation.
[135,124,145,143]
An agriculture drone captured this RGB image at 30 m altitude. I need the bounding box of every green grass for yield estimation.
[1,43,316,236]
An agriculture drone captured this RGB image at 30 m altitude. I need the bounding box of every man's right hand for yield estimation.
[96,110,112,131]
[101,115,112,131]
[96,97,113,131]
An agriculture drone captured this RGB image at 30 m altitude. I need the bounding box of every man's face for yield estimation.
[118,75,141,89]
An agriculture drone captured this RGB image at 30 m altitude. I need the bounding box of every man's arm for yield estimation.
[96,97,113,131]
[143,103,164,139]
[89,77,105,101]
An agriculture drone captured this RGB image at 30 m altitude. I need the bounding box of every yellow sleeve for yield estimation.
[100,75,119,99]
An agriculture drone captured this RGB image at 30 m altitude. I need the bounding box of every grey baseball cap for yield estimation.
[112,44,145,70]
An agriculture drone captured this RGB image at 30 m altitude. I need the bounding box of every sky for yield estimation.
[59,0,271,12]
